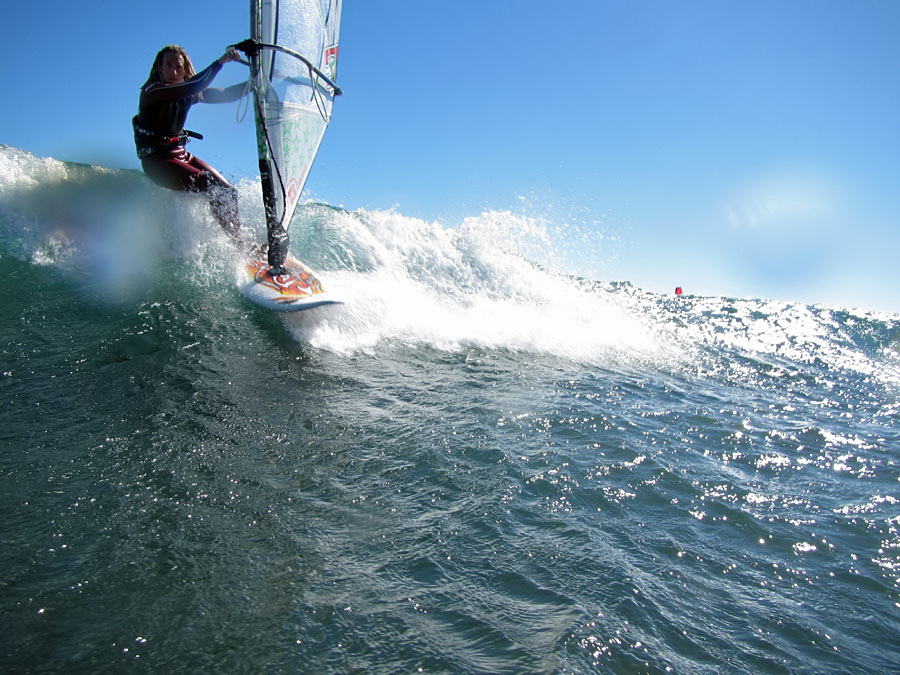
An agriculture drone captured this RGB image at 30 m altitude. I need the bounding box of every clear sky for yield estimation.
[3,1,899,313]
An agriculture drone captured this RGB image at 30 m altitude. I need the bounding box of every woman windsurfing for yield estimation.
[133,45,246,242]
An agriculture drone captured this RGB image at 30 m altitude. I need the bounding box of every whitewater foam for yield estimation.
[1,145,897,386]
[281,207,661,361]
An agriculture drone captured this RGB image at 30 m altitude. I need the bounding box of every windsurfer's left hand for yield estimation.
[218,48,240,65]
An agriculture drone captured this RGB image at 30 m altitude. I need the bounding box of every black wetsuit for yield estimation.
[134,61,245,240]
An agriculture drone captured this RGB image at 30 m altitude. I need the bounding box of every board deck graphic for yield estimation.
[238,250,340,312]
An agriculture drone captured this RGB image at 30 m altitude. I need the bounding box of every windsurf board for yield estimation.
[237,247,340,312]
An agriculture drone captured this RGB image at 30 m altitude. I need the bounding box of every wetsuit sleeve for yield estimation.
[200,81,249,104]
[140,60,225,106]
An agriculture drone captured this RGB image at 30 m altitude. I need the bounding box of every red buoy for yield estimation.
[675,286,683,296]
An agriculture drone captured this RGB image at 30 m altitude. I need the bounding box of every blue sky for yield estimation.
[3,1,899,313]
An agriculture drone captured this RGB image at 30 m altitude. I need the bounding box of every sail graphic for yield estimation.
[246,0,342,266]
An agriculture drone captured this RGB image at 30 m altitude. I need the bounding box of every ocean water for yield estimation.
[1,145,899,674]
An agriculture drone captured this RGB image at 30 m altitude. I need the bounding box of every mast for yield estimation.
[245,0,342,269]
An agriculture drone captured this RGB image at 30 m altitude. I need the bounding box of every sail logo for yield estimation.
[324,45,338,80]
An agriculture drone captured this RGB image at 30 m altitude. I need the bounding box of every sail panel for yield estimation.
[250,0,341,234]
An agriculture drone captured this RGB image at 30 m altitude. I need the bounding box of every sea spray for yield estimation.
[282,206,658,360]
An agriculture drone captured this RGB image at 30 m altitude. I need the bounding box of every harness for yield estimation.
[132,115,204,160]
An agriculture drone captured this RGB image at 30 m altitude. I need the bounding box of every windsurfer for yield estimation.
[133,45,246,242]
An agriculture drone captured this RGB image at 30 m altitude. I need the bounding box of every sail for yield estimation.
[248,0,342,264]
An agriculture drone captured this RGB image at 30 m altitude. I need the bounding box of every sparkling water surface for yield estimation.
[2,147,898,673]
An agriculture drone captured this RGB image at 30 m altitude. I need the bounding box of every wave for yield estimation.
[2,145,898,384]
[3,147,899,673]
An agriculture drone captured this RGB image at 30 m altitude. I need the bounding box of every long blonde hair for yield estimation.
[143,45,196,86]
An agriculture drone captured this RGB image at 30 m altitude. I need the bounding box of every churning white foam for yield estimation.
[282,207,660,362]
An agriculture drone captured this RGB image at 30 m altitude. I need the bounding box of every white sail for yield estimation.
[248,0,342,264]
